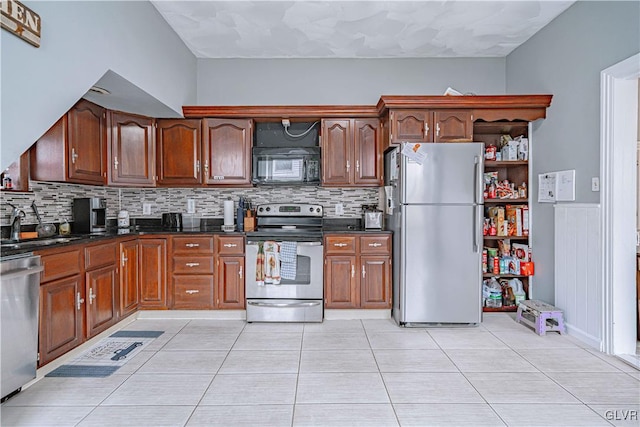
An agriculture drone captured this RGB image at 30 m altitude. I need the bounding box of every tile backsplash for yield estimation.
[1,182,380,226]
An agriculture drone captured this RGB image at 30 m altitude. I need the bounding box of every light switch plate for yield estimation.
[335,203,344,215]
[591,177,600,192]
[143,203,152,215]
[187,199,196,214]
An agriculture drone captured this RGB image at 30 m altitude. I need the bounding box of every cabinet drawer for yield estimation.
[215,236,244,255]
[85,243,117,270]
[324,235,357,254]
[39,248,82,282]
[172,256,214,274]
[173,276,214,309]
[360,235,391,254]
[172,236,214,254]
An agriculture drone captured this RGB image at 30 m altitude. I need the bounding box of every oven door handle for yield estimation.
[247,301,322,308]
[246,241,322,246]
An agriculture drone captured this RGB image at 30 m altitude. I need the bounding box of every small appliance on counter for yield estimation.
[362,205,383,229]
[72,198,107,234]
[162,213,183,231]
[117,210,130,229]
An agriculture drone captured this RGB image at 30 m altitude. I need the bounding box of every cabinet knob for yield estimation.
[76,292,85,311]
[346,160,350,173]
[334,243,347,247]
[114,156,119,171]
[351,265,355,278]
[185,289,199,295]
[436,123,441,138]
[368,242,382,247]
[71,148,78,164]
[223,243,237,248]
[362,265,366,278]
[186,262,200,267]
[185,243,200,248]
[424,123,430,139]
[239,266,243,279]
[89,288,96,304]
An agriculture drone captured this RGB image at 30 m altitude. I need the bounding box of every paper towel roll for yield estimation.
[223,200,234,226]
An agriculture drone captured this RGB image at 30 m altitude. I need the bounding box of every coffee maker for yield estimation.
[73,198,107,233]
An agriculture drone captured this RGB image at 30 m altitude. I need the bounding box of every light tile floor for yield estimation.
[2,314,639,427]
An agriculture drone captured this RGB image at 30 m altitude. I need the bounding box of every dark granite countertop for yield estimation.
[1,217,391,257]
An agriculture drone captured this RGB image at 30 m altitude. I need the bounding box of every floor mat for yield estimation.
[45,330,164,378]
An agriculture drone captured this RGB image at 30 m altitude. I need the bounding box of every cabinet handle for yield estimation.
[239,266,243,279]
[204,160,209,174]
[436,123,441,138]
[89,288,96,305]
[121,252,127,267]
[362,265,366,278]
[223,243,237,248]
[368,242,382,247]
[356,160,360,172]
[185,243,200,248]
[186,262,200,267]
[185,289,199,295]
[424,123,430,139]
[71,148,78,164]
[196,160,200,173]
[76,292,85,311]
[351,265,355,278]
[346,160,350,173]
[333,242,347,247]
[114,156,118,171]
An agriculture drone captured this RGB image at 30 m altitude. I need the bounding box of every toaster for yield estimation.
[364,211,383,229]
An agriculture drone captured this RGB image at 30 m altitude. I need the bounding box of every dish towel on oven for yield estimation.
[280,241,297,280]
[255,242,265,286]
[263,241,281,285]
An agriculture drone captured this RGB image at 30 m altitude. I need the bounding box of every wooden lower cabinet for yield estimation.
[324,234,391,309]
[173,275,215,309]
[85,264,118,338]
[216,256,245,309]
[138,238,168,309]
[38,275,84,366]
[119,240,140,318]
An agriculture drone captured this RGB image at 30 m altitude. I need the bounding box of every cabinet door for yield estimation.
[119,240,139,318]
[202,118,252,185]
[324,255,358,308]
[139,238,167,309]
[108,112,155,186]
[38,275,84,366]
[216,256,245,309]
[434,110,473,142]
[390,110,432,143]
[86,264,117,338]
[1,151,30,192]
[321,119,352,185]
[360,256,391,309]
[67,100,106,184]
[156,119,202,186]
[353,119,382,186]
[173,275,215,309]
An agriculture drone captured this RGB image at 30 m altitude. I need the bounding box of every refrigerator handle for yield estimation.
[473,205,480,253]
[474,155,481,205]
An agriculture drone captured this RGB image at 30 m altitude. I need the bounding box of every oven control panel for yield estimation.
[256,203,323,217]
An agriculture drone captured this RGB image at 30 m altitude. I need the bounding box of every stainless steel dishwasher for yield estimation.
[1,253,43,401]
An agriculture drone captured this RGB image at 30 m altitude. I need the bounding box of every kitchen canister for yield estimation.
[222,199,235,232]
[118,210,130,229]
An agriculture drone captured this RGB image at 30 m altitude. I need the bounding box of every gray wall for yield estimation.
[1,1,197,169]
[197,58,506,105]
[506,1,640,303]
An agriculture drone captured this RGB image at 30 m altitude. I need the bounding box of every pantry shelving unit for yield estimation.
[473,120,533,313]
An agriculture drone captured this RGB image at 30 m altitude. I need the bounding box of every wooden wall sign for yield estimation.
[1,0,40,47]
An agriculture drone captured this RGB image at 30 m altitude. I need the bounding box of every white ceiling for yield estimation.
[150,0,575,58]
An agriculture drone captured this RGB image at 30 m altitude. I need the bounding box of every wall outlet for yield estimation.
[335,203,344,215]
[187,199,196,214]
[591,177,600,192]
[142,203,152,215]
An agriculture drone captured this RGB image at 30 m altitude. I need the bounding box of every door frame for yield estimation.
[600,53,639,355]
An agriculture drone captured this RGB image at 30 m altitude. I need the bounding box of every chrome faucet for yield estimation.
[7,203,25,241]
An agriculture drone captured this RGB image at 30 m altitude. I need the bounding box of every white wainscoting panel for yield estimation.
[554,203,602,349]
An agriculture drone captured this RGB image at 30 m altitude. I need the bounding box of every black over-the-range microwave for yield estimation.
[252,121,321,185]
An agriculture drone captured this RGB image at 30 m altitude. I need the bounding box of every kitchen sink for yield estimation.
[0,237,82,250]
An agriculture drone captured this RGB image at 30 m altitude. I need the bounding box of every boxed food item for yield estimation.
[512,243,530,261]
[487,206,505,235]
[515,136,529,161]
[500,140,519,161]
[522,205,529,236]
[520,261,535,276]
[497,239,511,257]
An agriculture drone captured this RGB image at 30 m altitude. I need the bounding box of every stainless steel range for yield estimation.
[245,203,324,322]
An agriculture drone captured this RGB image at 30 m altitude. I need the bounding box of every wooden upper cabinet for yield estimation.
[156,119,202,186]
[202,118,252,186]
[321,119,352,185]
[390,110,432,143]
[108,112,155,187]
[67,100,106,184]
[434,110,473,142]
[30,100,106,185]
[353,119,382,186]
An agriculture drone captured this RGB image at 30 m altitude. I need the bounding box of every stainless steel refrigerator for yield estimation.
[385,142,484,325]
